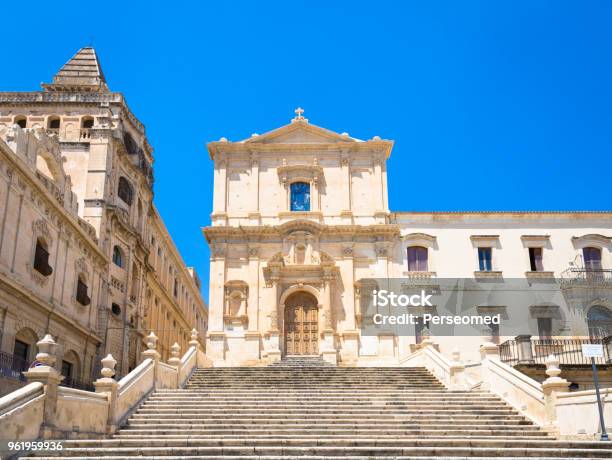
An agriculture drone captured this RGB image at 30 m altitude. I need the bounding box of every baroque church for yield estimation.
[203,108,612,367]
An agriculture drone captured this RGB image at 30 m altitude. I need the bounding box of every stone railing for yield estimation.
[0,329,206,452]
[402,339,611,438]
[400,339,467,390]
[480,341,610,438]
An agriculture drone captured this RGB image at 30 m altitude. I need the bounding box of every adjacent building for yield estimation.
[0,47,207,394]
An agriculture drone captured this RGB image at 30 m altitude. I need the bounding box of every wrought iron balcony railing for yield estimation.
[500,337,612,366]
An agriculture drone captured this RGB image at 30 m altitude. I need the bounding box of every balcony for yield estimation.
[560,268,612,287]
[0,351,29,381]
[500,336,612,366]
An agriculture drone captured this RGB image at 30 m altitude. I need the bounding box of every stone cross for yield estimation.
[294,107,304,120]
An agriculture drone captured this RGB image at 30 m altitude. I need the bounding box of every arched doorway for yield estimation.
[587,305,612,338]
[284,292,319,355]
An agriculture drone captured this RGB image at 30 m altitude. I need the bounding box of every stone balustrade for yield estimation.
[0,329,207,449]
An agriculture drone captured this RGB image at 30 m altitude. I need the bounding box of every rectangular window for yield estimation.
[76,279,91,306]
[61,360,73,378]
[478,247,492,271]
[415,317,430,344]
[13,340,29,361]
[487,322,500,344]
[407,247,428,272]
[537,317,552,339]
[529,247,543,272]
[33,241,53,276]
[290,182,311,211]
[583,247,602,270]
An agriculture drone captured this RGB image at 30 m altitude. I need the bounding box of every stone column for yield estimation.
[479,341,500,391]
[94,354,118,433]
[267,274,281,362]
[23,334,62,438]
[448,348,467,390]
[320,272,337,365]
[168,343,181,389]
[516,335,534,364]
[141,331,160,388]
[542,354,570,431]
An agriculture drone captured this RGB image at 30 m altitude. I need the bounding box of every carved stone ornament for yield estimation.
[32,219,53,245]
[75,256,89,275]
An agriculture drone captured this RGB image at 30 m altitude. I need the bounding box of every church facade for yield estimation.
[203,109,612,367]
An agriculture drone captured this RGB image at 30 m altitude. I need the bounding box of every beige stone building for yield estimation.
[203,109,612,367]
[0,47,207,393]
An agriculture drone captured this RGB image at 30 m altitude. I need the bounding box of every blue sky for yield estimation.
[2,1,611,300]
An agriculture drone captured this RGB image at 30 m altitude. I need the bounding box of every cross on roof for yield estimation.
[294,107,304,120]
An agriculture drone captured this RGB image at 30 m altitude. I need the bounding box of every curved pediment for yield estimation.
[277,219,324,236]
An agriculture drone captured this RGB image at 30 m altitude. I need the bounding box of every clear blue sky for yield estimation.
[2,1,611,300]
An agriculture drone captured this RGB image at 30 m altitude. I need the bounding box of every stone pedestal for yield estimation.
[320,330,337,365]
[23,334,63,438]
[542,354,570,431]
[516,335,534,364]
[267,330,282,362]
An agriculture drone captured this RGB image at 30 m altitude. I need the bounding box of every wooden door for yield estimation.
[284,293,318,355]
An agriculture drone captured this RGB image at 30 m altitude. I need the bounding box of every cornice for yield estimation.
[0,91,146,135]
[208,140,393,160]
[202,222,401,242]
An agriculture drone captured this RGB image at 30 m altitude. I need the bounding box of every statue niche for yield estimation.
[224,280,248,331]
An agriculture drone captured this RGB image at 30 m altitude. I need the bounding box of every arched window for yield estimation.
[123,132,139,155]
[117,177,133,205]
[112,245,124,268]
[587,306,612,338]
[47,116,60,130]
[33,238,53,276]
[407,246,428,272]
[14,116,26,128]
[290,182,310,211]
[583,247,602,271]
[13,328,38,371]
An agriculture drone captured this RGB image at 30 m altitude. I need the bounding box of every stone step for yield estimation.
[21,457,612,460]
[124,421,537,429]
[127,416,535,424]
[134,406,515,418]
[140,404,511,410]
[19,444,612,458]
[161,390,458,396]
[52,438,612,449]
[146,395,501,401]
[113,430,549,438]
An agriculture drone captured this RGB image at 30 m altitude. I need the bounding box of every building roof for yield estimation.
[42,47,109,92]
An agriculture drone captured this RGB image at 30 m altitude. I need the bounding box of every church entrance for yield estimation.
[284,292,319,355]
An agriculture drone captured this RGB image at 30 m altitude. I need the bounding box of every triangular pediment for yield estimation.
[244,121,361,144]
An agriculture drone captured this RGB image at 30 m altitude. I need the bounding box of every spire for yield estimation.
[42,47,109,92]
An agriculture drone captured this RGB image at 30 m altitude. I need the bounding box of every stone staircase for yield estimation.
[22,365,612,459]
